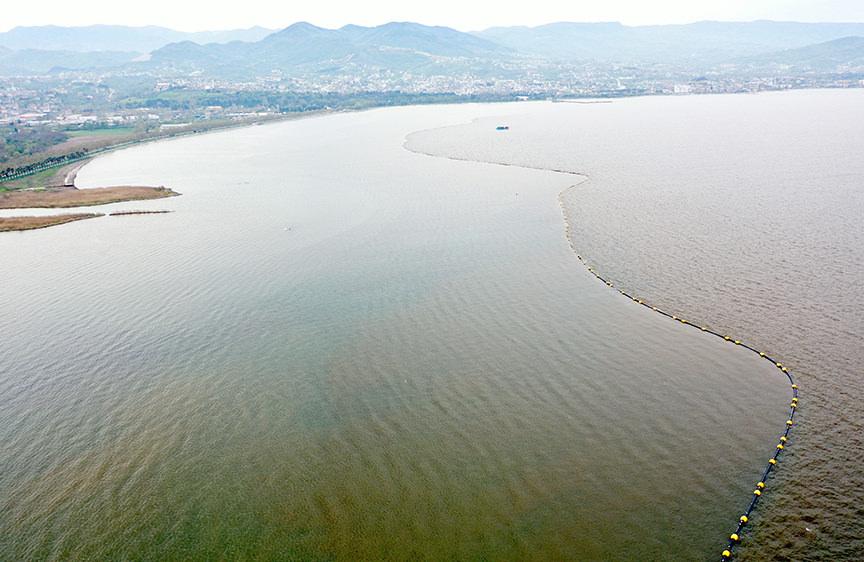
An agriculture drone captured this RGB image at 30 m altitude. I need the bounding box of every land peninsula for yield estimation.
[0,183,179,232]
[0,213,104,232]
[0,185,178,209]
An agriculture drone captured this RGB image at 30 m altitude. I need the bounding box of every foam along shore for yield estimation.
[0,185,179,209]
[0,213,103,232]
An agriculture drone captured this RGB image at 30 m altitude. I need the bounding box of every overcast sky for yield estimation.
[3,0,864,32]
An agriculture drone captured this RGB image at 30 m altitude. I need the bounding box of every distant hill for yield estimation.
[342,22,508,58]
[0,48,138,75]
[148,22,511,77]
[4,20,864,78]
[0,25,275,53]
[738,36,864,71]
[475,20,864,63]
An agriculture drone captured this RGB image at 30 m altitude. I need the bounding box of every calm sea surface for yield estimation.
[407,89,864,560]
[1,103,796,560]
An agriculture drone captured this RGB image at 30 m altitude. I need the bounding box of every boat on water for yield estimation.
[496,125,510,131]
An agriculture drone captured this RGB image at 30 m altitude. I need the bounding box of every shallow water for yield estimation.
[1,105,790,560]
[406,90,864,560]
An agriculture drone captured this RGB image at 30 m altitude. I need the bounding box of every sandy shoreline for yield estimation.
[61,159,92,186]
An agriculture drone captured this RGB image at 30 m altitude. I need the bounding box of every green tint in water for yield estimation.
[0,105,789,560]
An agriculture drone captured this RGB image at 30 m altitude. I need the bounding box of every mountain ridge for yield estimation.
[738,36,864,70]
[474,20,864,63]
[0,25,276,53]
[147,21,514,77]
[2,21,863,78]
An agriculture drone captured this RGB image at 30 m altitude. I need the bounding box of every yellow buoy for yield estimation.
[730,533,739,541]
[780,436,788,442]
[782,367,788,373]
[757,481,765,489]
[754,489,761,496]
[740,515,748,523]
[791,384,798,389]
[722,550,731,558]
[759,352,765,357]
[734,340,741,344]
[787,420,794,426]
[777,444,784,450]
[724,336,731,341]
[776,362,783,368]
[769,458,777,465]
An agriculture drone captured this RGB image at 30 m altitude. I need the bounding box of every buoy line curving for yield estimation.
[556,187,797,562]
[402,132,797,560]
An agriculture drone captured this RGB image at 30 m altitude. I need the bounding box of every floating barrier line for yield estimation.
[402,134,796,560]
[557,190,797,562]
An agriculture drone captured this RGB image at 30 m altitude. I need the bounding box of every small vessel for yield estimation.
[496,125,510,131]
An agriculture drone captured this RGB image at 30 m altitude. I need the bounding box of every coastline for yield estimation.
[0,110,336,189]
[2,86,859,191]
[0,109,340,230]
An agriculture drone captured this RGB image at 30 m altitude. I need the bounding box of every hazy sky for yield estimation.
[2,0,864,32]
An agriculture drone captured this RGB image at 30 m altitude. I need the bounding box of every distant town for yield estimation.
[2,20,863,176]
